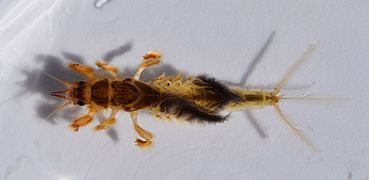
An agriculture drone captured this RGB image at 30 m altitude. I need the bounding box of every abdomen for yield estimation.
[150,74,241,111]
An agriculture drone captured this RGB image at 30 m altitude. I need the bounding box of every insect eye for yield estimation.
[77,100,85,106]
[78,81,86,86]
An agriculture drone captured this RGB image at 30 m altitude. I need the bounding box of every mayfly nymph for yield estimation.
[47,43,318,149]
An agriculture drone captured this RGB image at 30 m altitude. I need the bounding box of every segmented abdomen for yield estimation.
[145,74,241,123]
[149,74,241,112]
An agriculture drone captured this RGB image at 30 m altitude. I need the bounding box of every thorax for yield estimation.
[85,78,162,111]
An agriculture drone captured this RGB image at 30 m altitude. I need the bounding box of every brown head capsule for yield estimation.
[49,80,89,106]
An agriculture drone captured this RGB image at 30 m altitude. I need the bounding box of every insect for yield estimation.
[47,43,318,149]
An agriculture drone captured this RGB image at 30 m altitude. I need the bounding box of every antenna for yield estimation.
[42,71,71,87]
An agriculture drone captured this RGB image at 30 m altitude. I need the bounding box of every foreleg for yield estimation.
[69,64,95,80]
[70,110,96,131]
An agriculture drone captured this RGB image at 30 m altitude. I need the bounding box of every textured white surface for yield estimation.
[0,0,368,179]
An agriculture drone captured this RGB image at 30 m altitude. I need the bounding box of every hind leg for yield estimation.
[133,51,161,80]
[70,110,96,131]
[130,112,153,148]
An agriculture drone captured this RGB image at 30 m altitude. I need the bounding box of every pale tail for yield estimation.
[272,42,319,151]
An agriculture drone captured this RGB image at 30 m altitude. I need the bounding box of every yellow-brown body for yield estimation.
[73,76,231,122]
[49,44,318,149]
[50,51,233,147]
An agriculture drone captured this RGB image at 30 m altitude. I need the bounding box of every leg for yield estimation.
[69,64,95,80]
[133,51,161,80]
[130,111,153,148]
[96,61,118,78]
[94,109,118,131]
[70,110,96,131]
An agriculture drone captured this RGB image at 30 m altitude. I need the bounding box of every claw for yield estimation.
[70,124,79,132]
[135,138,152,148]
[94,125,105,131]
[143,51,161,60]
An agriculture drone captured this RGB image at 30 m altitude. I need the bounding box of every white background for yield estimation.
[0,0,368,179]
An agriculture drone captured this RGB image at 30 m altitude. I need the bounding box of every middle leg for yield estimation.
[94,109,118,131]
[96,61,118,79]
